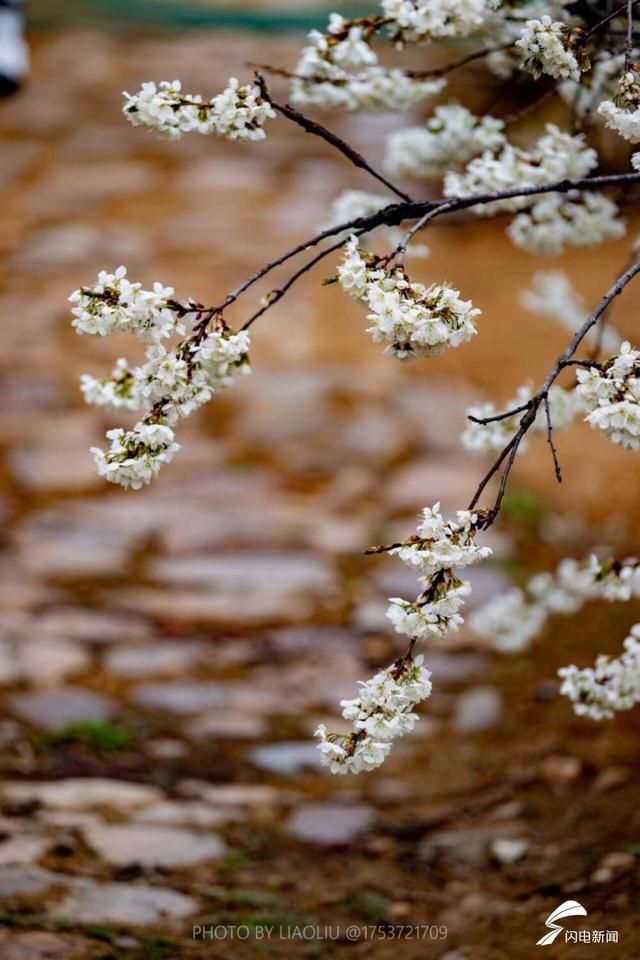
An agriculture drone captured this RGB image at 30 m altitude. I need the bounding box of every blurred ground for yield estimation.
[0,24,639,960]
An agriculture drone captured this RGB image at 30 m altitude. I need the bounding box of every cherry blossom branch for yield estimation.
[151,173,640,352]
[209,171,640,323]
[558,359,603,370]
[468,360,602,425]
[468,259,640,523]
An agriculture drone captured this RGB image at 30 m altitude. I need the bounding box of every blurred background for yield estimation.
[0,2,639,958]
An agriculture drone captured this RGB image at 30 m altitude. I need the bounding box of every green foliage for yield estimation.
[0,908,38,928]
[502,486,544,529]
[345,889,391,923]
[46,720,135,754]
[204,887,284,909]
[217,850,250,883]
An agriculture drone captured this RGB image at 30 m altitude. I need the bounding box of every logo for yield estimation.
[537,901,587,946]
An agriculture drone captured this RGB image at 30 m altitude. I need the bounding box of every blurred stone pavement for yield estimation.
[0,24,639,960]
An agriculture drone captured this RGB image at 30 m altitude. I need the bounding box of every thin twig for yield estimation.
[268,97,413,203]
[468,431,521,515]
[544,394,563,484]
[240,235,356,330]
[468,260,640,522]
[559,358,603,370]
[406,43,514,79]
[489,431,523,518]
[394,203,453,263]
[467,359,600,426]
[467,401,532,425]
[585,0,639,37]
[249,43,510,87]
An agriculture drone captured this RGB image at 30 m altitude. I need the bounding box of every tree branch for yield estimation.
[406,43,514,79]
[267,97,413,203]
[468,259,640,523]
[584,0,639,37]
[467,400,532,425]
[240,234,357,330]
[207,171,640,322]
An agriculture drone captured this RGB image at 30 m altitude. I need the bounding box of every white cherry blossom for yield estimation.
[382,0,491,41]
[80,358,139,411]
[385,104,505,179]
[516,16,585,82]
[507,193,625,256]
[123,77,275,141]
[598,69,640,142]
[472,554,640,652]
[338,237,479,359]
[290,21,444,111]
[315,655,432,773]
[389,503,493,575]
[576,342,640,450]
[92,422,180,491]
[559,625,640,719]
[70,266,180,342]
[444,125,597,215]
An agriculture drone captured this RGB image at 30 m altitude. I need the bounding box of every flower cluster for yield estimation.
[80,358,139,411]
[337,236,479,360]
[315,655,432,774]
[461,383,579,456]
[387,574,471,640]
[521,271,620,352]
[384,104,505,179]
[444,125,625,253]
[290,17,444,111]
[122,78,276,141]
[72,268,251,488]
[576,342,640,450]
[137,327,251,425]
[382,0,491,42]
[516,17,587,82]
[69,266,181,341]
[598,68,640,143]
[389,503,493,575]
[479,0,575,79]
[444,125,597,214]
[506,192,625,256]
[385,502,492,641]
[92,422,180,491]
[469,588,547,653]
[471,554,640,652]
[559,625,640,720]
